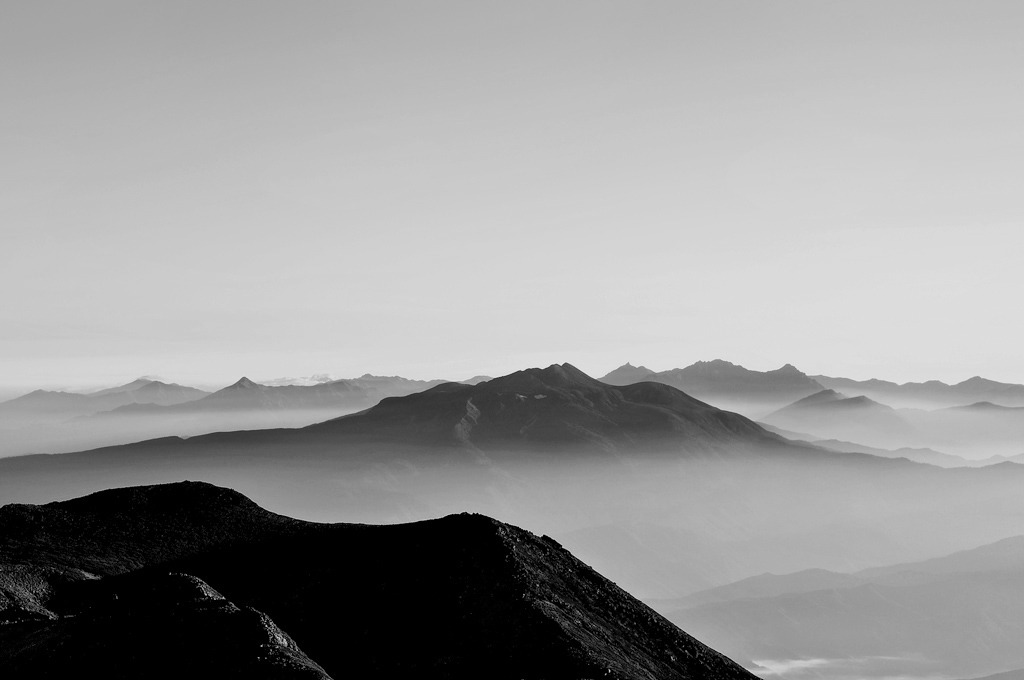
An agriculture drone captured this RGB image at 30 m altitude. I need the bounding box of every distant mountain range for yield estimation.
[813,374,1024,409]
[659,534,1024,679]
[0,481,757,680]
[600,360,823,416]
[0,374,453,457]
[0,378,208,426]
[762,388,915,445]
[6,363,1024,602]
[761,388,1024,458]
[600,360,1024,415]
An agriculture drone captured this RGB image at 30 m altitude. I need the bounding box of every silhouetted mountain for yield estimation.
[0,379,208,426]
[661,534,1024,679]
[0,482,757,680]
[109,374,450,416]
[600,362,657,386]
[664,568,863,609]
[0,570,331,679]
[89,377,164,396]
[946,401,1024,413]
[813,374,1024,409]
[603,360,824,416]
[307,363,784,453]
[762,389,914,448]
[7,363,1024,611]
[808,438,973,467]
[762,388,1024,459]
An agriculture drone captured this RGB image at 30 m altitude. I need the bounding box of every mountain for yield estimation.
[0,374,455,458]
[807,438,974,467]
[600,362,657,385]
[0,481,757,680]
[0,379,208,426]
[813,374,1024,409]
[305,363,787,454]
[659,534,1024,679]
[5,363,1024,607]
[601,360,824,416]
[764,389,1024,459]
[88,376,167,396]
[762,389,915,448]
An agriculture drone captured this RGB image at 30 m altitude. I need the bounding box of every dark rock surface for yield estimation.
[0,481,759,680]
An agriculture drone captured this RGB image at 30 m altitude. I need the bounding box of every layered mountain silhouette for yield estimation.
[0,481,757,680]
[601,362,657,385]
[6,362,1024,610]
[0,373,453,458]
[305,363,785,453]
[660,534,1024,679]
[762,389,1024,458]
[98,373,448,417]
[600,360,823,416]
[0,378,208,426]
[814,374,1024,409]
[762,389,915,448]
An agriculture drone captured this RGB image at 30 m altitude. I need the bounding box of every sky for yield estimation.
[2,1,1023,392]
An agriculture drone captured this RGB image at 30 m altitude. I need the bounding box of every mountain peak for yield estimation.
[489,363,599,391]
[792,388,846,406]
[600,362,656,386]
[225,377,261,390]
[315,362,776,453]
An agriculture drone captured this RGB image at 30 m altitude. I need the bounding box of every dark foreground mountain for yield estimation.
[601,360,824,416]
[0,481,757,680]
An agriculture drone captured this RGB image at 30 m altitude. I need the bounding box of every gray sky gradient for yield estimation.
[3,1,1023,389]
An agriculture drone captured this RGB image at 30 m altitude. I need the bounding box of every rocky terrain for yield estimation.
[0,481,759,680]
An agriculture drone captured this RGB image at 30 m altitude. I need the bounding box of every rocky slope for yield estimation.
[0,481,759,680]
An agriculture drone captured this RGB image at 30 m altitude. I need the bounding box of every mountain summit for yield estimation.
[311,363,781,453]
[601,362,657,385]
[0,481,758,680]
[600,360,824,415]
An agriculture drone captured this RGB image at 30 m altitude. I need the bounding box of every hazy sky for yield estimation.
[3,1,1023,390]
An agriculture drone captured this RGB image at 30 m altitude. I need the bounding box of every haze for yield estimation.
[3,1,1024,391]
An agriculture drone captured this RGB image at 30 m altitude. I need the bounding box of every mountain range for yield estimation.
[760,388,1024,458]
[5,363,1024,603]
[0,373,452,458]
[600,360,1024,415]
[0,378,208,426]
[659,533,1024,679]
[0,481,757,680]
[600,360,823,416]
[813,374,1024,409]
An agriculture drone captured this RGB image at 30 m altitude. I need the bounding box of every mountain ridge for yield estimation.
[0,481,758,680]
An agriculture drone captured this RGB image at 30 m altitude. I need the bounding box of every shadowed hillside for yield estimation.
[0,481,758,680]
